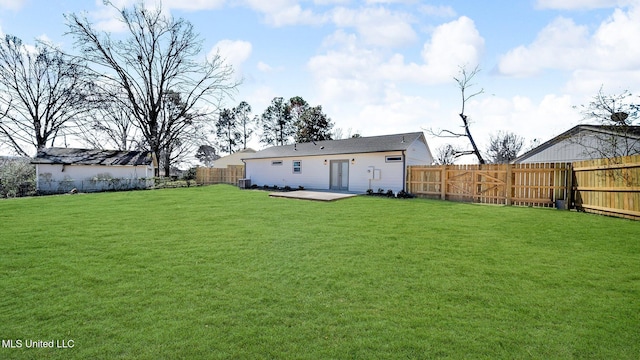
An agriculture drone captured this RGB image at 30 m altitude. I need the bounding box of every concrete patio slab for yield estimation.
[269,190,358,202]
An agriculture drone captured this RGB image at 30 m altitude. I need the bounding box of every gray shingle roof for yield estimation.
[244,132,425,160]
[32,148,153,166]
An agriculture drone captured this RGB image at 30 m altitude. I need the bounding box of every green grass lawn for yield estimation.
[1,185,639,359]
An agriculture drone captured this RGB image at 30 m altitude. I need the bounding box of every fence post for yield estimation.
[506,164,512,206]
[566,163,574,210]
[440,166,446,200]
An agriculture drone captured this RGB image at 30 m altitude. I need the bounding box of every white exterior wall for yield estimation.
[405,137,434,165]
[518,133,640,163]
[350,152,405,193]
[519,140,586,163]
[245,151,408,193]
[36,164,153,193]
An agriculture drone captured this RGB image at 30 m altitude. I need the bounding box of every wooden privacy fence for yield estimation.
[407,163,572,208]
[196,165,244,185]
[573,155,640,220]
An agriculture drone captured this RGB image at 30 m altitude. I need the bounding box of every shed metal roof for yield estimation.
[244,132,426,160]
[32,147,153,166]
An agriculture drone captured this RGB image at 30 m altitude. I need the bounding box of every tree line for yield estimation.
[0,1,334,177]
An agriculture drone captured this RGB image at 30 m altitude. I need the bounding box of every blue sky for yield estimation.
[1,0,639,159]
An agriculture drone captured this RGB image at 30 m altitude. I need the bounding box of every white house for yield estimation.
[513,125,640,163]
[242,132,433,193]
[32,147,155,194]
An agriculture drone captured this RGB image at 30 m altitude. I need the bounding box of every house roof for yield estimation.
[512,125,640,163]
[32,147,153,166]
[213,148,256,168]
[243,132,426,160]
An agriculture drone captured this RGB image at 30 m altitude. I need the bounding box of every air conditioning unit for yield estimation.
[238,178,251,189]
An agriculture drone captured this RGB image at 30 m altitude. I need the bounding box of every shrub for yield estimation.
[396,190,415,199]
[0,158,36,198]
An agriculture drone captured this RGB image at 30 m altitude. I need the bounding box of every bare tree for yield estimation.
[486,131,524,163]
[66,1,237,176]
[0,35,94,156]
[434,144,459,165]
[428,65,485,164]
[573,87,640,159]
[76,87,143,150]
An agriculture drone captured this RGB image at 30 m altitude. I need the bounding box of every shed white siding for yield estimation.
[516,131,640,163]
[405,137,434,165]
[518,139,588,163]
[36,164,153,193]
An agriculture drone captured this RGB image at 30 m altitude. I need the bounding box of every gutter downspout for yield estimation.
[402,150,406,192]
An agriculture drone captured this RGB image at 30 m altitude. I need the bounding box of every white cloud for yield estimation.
[497,17,589,77]
[499,6,640,77]
[468,94,582,145]
[355,86,441,133]
[0,0,25,10]
[243,0,325,26]
[314,0,349,4]
[535,0,636,9]
[564,69,640,96]
[308,15,484,116]
[330,6,417,47]
[91,0,225,31]
[210,40,253,80]
[257,61,273,72]
[163,0,226,11]
[418,16,484,81]
[256,61,284,73]
[419,5,457,17]
[372,16,484,84]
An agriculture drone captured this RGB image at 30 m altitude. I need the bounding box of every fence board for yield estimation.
[572,155,640,220]
[196,165,245,186]
[407,163,571,208]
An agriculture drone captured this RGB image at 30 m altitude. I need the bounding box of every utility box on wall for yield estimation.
[367,166,381,180]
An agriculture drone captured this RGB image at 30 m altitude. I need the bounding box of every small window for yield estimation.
[385,155,403,163]
[292,160,302,174]
[271,160,283,166]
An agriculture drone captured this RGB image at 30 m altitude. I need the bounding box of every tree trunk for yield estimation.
[460,113,485,164]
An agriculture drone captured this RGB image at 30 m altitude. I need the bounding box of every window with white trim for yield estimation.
[271,160,283,166]
[292,160,302,174]
[385,155,403,163]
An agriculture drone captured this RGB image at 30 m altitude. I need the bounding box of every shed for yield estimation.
[242,132,433,193]
[513,125,640,163]
[32,147,155,194]
[212,148,256,168]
